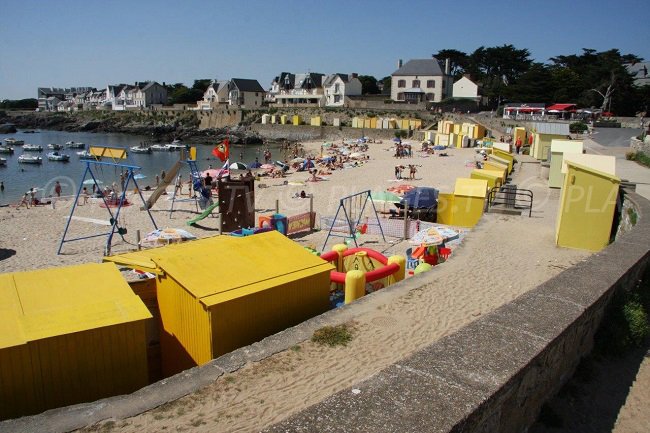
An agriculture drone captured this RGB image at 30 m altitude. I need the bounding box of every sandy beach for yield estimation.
[0,137,594,431]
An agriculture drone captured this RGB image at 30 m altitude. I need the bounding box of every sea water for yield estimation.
[0,130,284,205]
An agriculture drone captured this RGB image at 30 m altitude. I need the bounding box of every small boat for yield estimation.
[0,157,6,166]
[274,160,289,172]
[0,146,14,154]
[18,155,42,164]
[47,151,70,162]
[151,144,171,151]
[130,144,152,154]
[4,138,24,145]
[23,144,43,152]
[66,141,86,149]
[167,143,187,151]
[47,143,64,150]
[77,150,96,160]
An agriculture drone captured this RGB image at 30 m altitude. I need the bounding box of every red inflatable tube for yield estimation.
[321,248,399,284]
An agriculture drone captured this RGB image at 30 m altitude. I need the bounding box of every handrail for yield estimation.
[486,185,534,217]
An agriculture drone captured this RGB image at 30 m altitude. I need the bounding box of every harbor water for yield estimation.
[0,130,283,205]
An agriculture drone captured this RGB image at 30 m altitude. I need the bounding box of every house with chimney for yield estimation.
[452,75,482,102]
[228,78,265,108]
[110,81,167,110]
[37,87,95,111]
[196,80,230,110]
[322,73,362,107]
[390,57,452,103]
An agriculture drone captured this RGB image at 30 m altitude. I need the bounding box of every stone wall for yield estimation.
[251,124,411,142]
[198,107,242,129]
[631,136,650,155]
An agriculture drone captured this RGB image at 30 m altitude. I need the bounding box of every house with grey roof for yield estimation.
[322,73,362,107]
[270,72,325,107]
[37,86,95,111]
[391,57,452,103]
[229,78,265,108]
[110,81,167,110]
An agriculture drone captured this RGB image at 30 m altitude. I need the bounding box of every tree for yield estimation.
[435,49,469,78]
[507,63,555,103]
[167,84,203,104]
[192,79,212,92]
[381,76,391,95]
[0,98,38,110]
[357,75,380,94]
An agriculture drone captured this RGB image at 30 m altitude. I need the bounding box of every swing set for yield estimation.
[58,146,158,255]
[321,190,386,251]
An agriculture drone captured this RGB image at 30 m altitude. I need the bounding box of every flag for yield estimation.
[216,158,230,179]
[212,138,230,162]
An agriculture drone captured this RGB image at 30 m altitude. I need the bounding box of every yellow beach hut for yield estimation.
[548,139,584,188]
[555,155,619,251]
[530,122,570,161]
[105,231,334,376]
[0,263,151,420]
[437,178,488,227]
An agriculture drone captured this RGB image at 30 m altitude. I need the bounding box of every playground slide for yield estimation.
[142,160,182,210]
[186,202,219,226]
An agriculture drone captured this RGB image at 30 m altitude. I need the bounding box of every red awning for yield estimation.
[547,103,576,112]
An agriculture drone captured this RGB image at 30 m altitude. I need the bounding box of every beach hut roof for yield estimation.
[104,231,333,307]
[454,178,488,198]
[0,263,152,349]
[561,154,616,176]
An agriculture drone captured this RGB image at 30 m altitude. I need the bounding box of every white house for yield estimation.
[271,72,325,107]
[452,76,480,100]
[196,80,229,110]
[391,57,452,103]
[111,82,167,110]
[322,73,362,107]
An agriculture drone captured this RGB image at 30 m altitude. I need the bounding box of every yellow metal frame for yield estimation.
[89,146,128,161]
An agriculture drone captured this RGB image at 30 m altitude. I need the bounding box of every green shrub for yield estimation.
[569,121,588,134]
[626,151,637,161]
[627,207,638,226]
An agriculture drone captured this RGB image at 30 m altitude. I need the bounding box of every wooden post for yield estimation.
[309,195,314,230]
[275,199,279,215]
[136,230,141,250]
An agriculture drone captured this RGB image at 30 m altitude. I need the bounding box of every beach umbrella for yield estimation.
[140,228,197,248]
[387,184,415,195]
[229,162,248,170]
[370,190,402,213]
[290,157,305,163]
[396,187,439,209]
[392,137,402,143]
[260,163,274,170]
[249,161,262,169]
[82,179,103,185]
[133,173,147,180]
[371,191,401,203]
[201,169,220,178]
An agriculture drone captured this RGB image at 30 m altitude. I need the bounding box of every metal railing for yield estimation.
[486,185,534,217]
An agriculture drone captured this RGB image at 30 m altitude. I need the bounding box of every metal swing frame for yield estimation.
[58,160,158,255]
[321,190,386,251]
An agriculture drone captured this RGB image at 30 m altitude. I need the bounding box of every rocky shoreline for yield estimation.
[0,111,266,145]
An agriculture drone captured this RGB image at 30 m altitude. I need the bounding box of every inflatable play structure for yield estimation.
[320,245,405,307]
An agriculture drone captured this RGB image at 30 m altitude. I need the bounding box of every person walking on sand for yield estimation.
[17,193,30,209]
[54,181,62,197]
[515,137,522,154]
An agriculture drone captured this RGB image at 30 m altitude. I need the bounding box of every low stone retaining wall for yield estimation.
[631,136,650,155]
[3,193,648,433]
[251,124,403,142]
[266,191,650,432]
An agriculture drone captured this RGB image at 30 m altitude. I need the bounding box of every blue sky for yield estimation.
[1,0,649,100]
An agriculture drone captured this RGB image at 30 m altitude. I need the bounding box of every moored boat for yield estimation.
[4,138,24,145]
[151,144,171,151]
[0,146,14,154]
[47,151,71,162]
[18,154,42,164]
[77,150,96,160]
[130,144,152,154]
[66,141,86,149]
[0,157,6,166]
[23,144,43,152]
[47,143,64,150]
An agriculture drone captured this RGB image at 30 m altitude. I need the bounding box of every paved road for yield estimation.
[590,127,642,147]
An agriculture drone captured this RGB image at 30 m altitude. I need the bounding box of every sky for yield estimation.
[1,0,649,100]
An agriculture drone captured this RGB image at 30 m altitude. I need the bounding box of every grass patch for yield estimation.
[594,272,650,357]
[627,207,638,226]
[311,324,353,347]
[224,375,235,383]
[290,344,301,352]
[626,150,650,168]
